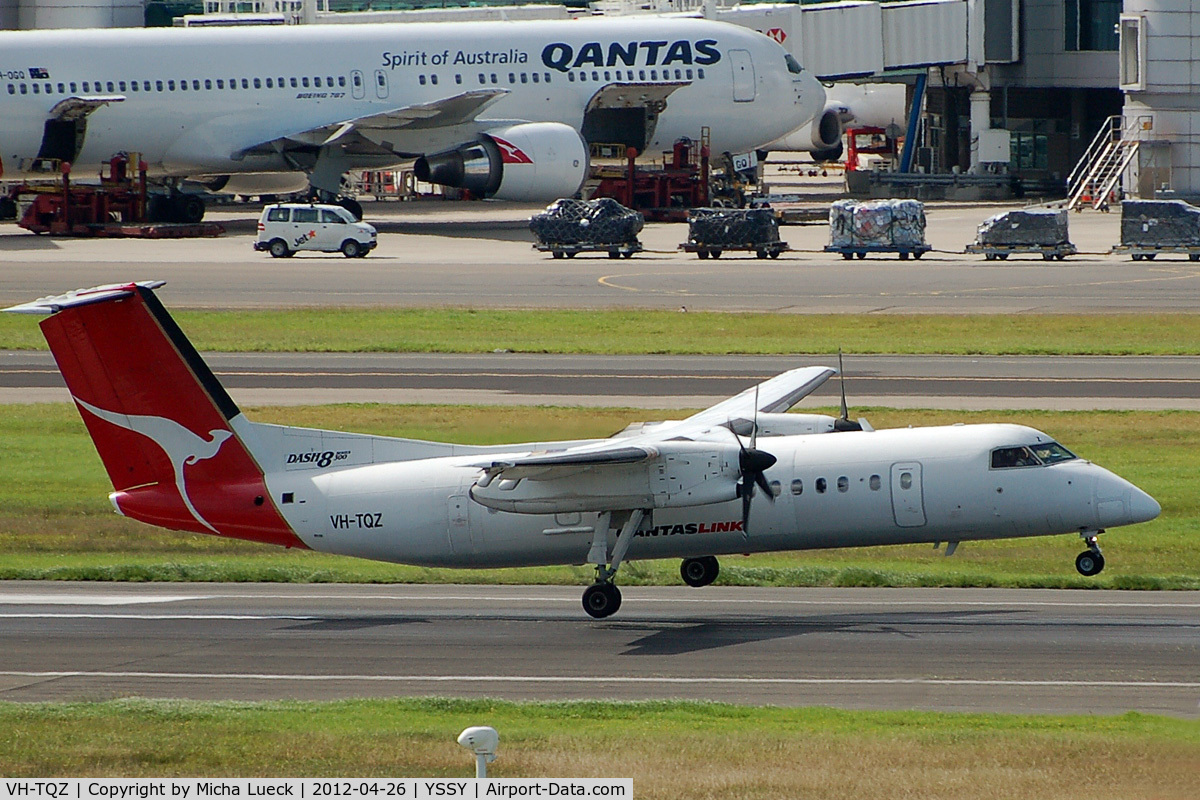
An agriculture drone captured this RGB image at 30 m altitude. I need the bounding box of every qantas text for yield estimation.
[541,39,721,72]
[636,520,742,537]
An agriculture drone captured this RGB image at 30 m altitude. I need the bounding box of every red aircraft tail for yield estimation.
[8,282,303,548]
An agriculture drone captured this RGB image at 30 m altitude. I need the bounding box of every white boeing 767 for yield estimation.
[6,283,1160,617]
[0,17,821,220]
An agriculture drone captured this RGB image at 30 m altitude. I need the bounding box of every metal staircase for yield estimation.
[1066,116,1144,211]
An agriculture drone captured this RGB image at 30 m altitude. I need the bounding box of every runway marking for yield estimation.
[0,593,204,606]
[0,614,317,620]
[3,671,1197,689]
[18,592,1196,610]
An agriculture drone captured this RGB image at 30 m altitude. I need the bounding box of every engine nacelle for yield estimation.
[414,122,588,202]
[762,104,847,158]
[197,173,311,197]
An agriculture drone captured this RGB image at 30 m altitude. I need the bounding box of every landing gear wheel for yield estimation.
[268,239,291,259]
[582,582,622,619]
[340,239,362,258]
[336,197,364,221]
[1075,550,1105,577]
[680,556,719,588]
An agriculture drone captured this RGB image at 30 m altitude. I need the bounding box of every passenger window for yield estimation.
[478,73,486,84]
[155,80,163,92]
[568,72,575,82]
[326,76,333,87]
[900,472,913,490]
[675,69,682,79]
[291,77,299,88]
[70,82,77,92]
[314,77,322,88]
[241,78,249,89]
[130,81,138,92]
[353,74,361,87]
[698,68,706,79]
[320,210,343,224]
[769,480,781,497]
[293,208,319,223]
[520,73,527,84]
[180,80,187,91]
[603,71,610,81]
[253,78,261,89]
[6,85,13,95]
[265,78,273,88]
[545,73,551,83]
[430,74,438,85]
[216,79,224,89]
[816,478,827,494]
[168,80,176,91]
[508,73,515,83]
[266,208,290,222]
[118,81,125,91]
[490,73,497,84]
[592,71,599,81]
[686,69,693,80]
[338,76,346,87]
[19,83,26,94]
[790,479,803,496]
[651,69,658,80]
[107,81,114,91]
[82,81,90,92]
[531,73,538,83]
[229,79,237,90]
[837,477,849,493]
[418,75,426,85]
[277,76,284,87]
[638,70,646,80]
[31,83,38,94]
[302,77,309,88]
[869,474,881,491]
[455,74,462,85]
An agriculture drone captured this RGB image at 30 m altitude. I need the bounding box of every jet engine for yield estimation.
[414,122,588,201]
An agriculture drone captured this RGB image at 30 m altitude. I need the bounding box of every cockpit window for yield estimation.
[1030,442,1077,465]
[991,442,1078,469]
[784,54,803,75]
[990,446,1041,469]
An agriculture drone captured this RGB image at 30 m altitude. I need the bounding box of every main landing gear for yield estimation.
[680,555,720,587]
[1075,531,1105,577]
[581,509,645,619]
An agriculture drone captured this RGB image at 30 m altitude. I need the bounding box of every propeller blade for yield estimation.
[741,485,752,535]
[753,468,774,501]
[838,348,849,423]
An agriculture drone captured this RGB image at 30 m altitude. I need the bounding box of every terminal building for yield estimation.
[1,0,1197,201]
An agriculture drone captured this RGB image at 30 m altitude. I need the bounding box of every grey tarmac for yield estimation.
[2,351,1197,410]
[1,201,1199,313]
[1,583,1196,718]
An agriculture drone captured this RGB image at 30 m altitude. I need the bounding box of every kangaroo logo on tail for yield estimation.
[75,397,232,533]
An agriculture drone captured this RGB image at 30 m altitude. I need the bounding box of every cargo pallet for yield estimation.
[1112,244,1200,261]
[824,243,930,260]
[965,243,1077,261]
[680,241,789,259]
[535,242,641,259]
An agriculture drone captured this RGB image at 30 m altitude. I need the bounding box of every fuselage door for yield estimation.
[374,69,389,100]
[729,49,756,103]
[351,70,366,100]
[890,462,926,527]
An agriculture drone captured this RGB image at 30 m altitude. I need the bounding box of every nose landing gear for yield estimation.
[1075,531,1105,577]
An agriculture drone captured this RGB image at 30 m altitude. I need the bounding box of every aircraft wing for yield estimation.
[238,90,510,157]
[675,365,837,431]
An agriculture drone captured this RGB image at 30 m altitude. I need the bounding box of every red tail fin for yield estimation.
[11,282,303,548]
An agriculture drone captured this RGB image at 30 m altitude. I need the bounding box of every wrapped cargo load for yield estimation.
[529,198,644,247]
[1120,200,1200,246]
[687,207,781,247]
[977,208,1070,247]
[828,199,927,247]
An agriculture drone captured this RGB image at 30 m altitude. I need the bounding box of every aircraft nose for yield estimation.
[1128,486,1161,524]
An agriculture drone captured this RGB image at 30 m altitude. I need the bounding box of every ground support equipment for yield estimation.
[965,243,1077,261]
[824,243,930,260]
[1112,244,1200,262]
[535,241,642,259]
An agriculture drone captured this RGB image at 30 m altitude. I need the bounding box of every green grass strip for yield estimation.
[1,699,1196,798]
[3,309,1200,354]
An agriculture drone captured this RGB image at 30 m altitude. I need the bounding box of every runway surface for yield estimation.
[2,202,1199,313]
[3,351,1198,410]
[1,583,1196,717]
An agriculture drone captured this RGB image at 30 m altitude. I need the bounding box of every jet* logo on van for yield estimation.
[541,39,721,72]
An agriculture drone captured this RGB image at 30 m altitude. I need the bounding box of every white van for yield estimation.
[255,203,377,258]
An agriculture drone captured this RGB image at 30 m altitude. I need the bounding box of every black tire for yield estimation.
[268,239,291,259]
[340,239,361,258]
[337,197,364,221]
[622,251,633,259]
[1131,254,1143,261]
[899,252,909,260]
[582,583,622,618]
[985,253,996,261]
[1043,253,1053,261]
[842,252,852,260]
[680,556,719,588]
[178,194,205,224]
[769,250,780,259]
[608,250,620,259]
[998,253,1008,260]
[914,251,924,259]
[566,251,576,258]
[1075,550,1105,577]
[552,251,564,259]
[856,251,866,259]
[756,249,768,259]
[1189,253,1199,262]
[1145,253,1156,260]
[698,249,710,260]
[711,249,722,259]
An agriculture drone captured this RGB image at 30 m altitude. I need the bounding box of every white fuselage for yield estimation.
[257,423,1157,569]
[0,18,823,181]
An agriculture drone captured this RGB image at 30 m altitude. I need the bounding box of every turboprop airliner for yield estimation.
[0,16,822,220]
[6,283,1160,618]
